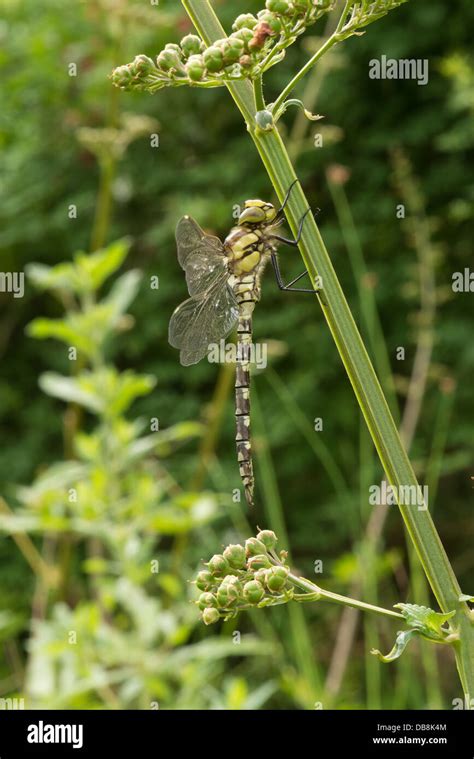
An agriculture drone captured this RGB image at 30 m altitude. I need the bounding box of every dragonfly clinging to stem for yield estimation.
[169,181,321,507]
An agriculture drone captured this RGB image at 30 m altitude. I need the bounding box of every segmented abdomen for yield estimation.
[235,314,254,507]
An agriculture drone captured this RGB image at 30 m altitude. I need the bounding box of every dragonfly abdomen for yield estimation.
[235,312,255,507]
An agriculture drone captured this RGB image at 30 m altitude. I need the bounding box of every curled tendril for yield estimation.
[269,97,323,124]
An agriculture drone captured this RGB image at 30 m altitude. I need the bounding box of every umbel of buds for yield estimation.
[111,1,335,93]
[194,529,297,625]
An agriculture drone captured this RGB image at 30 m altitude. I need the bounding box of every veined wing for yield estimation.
[169,272,239,366]
[176,216,226,296]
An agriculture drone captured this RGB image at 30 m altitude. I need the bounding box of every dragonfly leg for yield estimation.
[271,207,312,246]
[275,179,300,218]
[271,253,321,294]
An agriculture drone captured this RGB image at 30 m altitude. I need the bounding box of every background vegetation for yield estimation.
[0,0,473,709]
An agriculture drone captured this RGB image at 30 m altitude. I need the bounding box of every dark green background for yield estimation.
[1,0,473,708]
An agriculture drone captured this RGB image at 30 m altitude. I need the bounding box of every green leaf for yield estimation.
[371,629,419,663]
[103,269,142,316]
[27,317,91,352]
[394,603,456,639]
[26,261,79,294]
[105,370,156,416]
[41,368,155,415]
[16,461,88,503]
[39,372,103,412]
[459,594,474,603]
[373,604,458,665]
[74,238,131,291]
[28,301,137,358]
[126,422,203,460]
[82,557,110,575]
[26,239,131,298]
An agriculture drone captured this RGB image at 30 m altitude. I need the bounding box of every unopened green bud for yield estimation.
[232,28,255,49]
[196,569,214,591]
[274,566,289,579]
[221,36,245,65]
[165,43,183,56]
[245,537,267,557]
[198,592,217,610]
[220,574,243,591]
[180,34,204,57]
[223,544,247,569]
[243,580,265,604]
[203,45,225,72]
[254,568,267,584]
[247,554,272,571]
[202,607,220,625]
[111,65,133,88]
[256,530,277,551]
[266,0,292,13]
[208,554,230,576]
[185,54,205,81]
[292,0,312,12]
[156,48,183,72]
[217,580,240,607]
[233,13,258,31]
[266,565,289,592]
[132,55,156,78]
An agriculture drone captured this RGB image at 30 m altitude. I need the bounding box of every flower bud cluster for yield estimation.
[194,530,293,625]
[111,2,334,92]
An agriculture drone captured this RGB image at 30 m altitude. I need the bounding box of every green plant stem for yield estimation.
[0,498,57,587]
[90,76,120,252]
[90,156,116,252]
[182,0,474,698]
[286,571,404,620]
[254,76,266,112]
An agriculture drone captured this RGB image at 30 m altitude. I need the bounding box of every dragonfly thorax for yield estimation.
[224,222,276,283]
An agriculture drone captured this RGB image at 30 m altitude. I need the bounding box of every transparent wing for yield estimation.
[169,273,239,366]
[176,216,226,295]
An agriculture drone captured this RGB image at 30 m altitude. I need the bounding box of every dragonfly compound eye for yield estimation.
[239,200,276,225]
[238,205,267,224]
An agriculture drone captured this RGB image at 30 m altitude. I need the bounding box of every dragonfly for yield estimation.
[168,181,320,507]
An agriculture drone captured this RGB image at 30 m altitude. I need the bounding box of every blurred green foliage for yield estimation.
[0,0,473,709]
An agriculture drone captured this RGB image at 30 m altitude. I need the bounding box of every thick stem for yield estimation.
[253,76,265,112]
[182,0,474,698]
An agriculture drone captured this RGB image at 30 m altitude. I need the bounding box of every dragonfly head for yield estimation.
[238,199,277,226]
